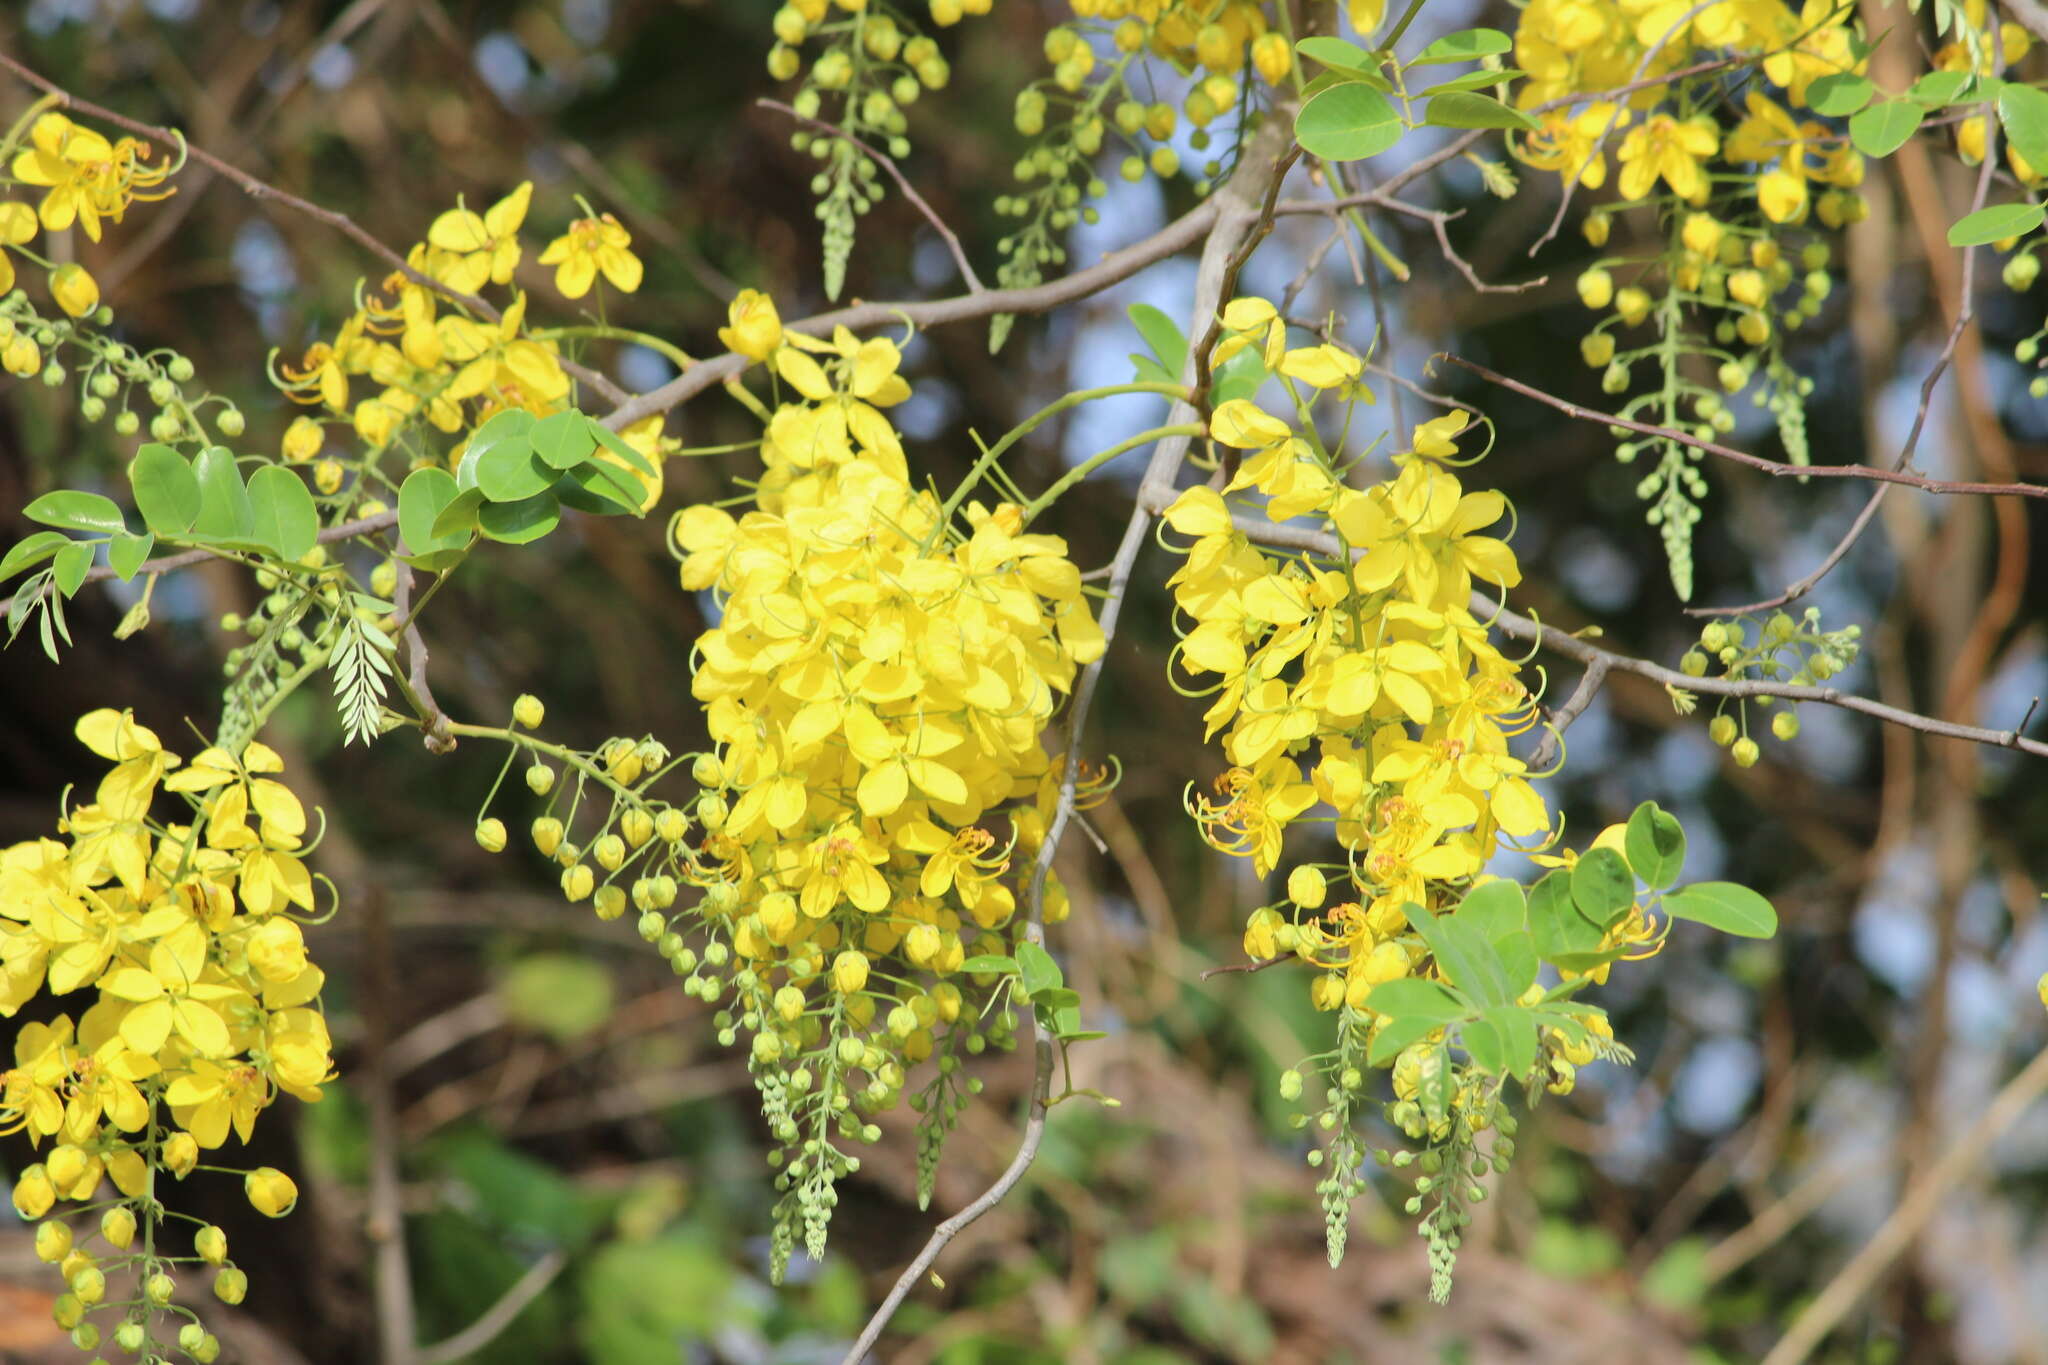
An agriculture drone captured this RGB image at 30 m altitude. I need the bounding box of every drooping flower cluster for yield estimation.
[494,298,1108,1277]
[1162,298,1632,1273]
[1510,0,1876,598]
[2,711,329,1359]
[1164,299,1549,1010]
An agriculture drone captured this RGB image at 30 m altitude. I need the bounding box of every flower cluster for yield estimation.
[271,181,650,483]
[1162,296,1590,1271]
[488,296,1108,1277]
[1511,0,1872,598]
[2,711,330,1358]
[1165,299,1548,1009]
[1676,606,1862,764]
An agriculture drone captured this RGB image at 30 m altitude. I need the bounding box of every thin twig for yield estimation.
[1761,1044,2048,1365]
[837,116,1295,1365]
[1441,354,2048,501]
[1135,491,2048,762]
[1528,654,1610,771]
[1693,37,2007,617]
[758,98,984,293]
[415,1250,570,1365]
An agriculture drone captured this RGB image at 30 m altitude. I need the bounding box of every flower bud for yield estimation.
[68,1264,105,1304]
[525,763,555,796]
[12,1165,55,1219]
[474,818,508,853]
[1708,714,1739,747]
[560,864,595,902]
[1731,737,1760,768]
[1579,331,1616,367]
[195,1224,229,1265]
[145,1270,176,1305]
[245,1166,299,1217]
[214,1266,249,1304]
[530,817,563,856]
[49,263,100,318]
[1287,865,1327,909]
[593,885,627,920]
[1576,267,1614,310]
[34,1219,71,1262]
[1582,210,1611,247]
[831,949,870,995]
[163,1131,199,1178]
[512,693,545,728]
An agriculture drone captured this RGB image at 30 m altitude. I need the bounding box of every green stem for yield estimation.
[0,92,63,172]
[1023,423,1202,523]
[533,325,696,375]
[937,383,1189,532]
[1381,0,1431,51]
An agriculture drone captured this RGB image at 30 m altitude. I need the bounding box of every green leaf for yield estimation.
[1015,941,1062,997]
[1126,303,1187,377]
[1624,801,1687,889]
[474,437,557,503]
[959,954,1017,975]
[589,421,659,479]
[399,467,465,552]
[1807,72,1875,116]
[563,456,648,515]
[456,409,536,492]
[1294,83,1404,161]
[1412,906,1511,1007]
[1999,85,2048,178]
[1367,1013,1446,1065]
[191,445,253,539]
[1481,1004,1539,1077]
[0,530,71,583]
[108,531,153,582]
[1460,1017,1505,1074]
[52,540,94,597]
[1213,347,1269,405]
[476,490,561,545]
[245,466,320,561]
[1454,879,1525,939]
[1425,90,1539,131]
[1528,869,1606,962]
[128,444,202,535]
[24,490,126,536]
[1420,68,1526,95]
[1031,985,1080,1012]
[1910,69,1974,106]
[530,411,600,470]
[1364,977,1468,1023]
[1570,846,1634,926]
[1948,201,2046,247]
[1295,36,1377,76]
[429,487,486,543]
[1849,100,1923,157]
[1410,27,1512,65]
[1663,882,1778,938]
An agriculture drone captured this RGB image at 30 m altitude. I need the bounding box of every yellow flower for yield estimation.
[719,289,784,361]
[48,264,99,319]
[11,113,175,241]
[1616,114,1718,204]
[244,1167,299,1217]
[537,212,643,297]
[426,181,531,293]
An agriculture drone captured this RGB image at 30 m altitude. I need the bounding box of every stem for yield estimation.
[1022,423,1203,523]
[533,324,695,375]
[936,383,1190,531]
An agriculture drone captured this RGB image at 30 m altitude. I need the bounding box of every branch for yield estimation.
[1528,654,1610,772]
[837,115,1297,1365]
[414,1250,570,1365]
[1440,354,2048,502]
[1760,1044,2048,1365]
[758,98,985,294]
[0,51,629,408]
[1132,490,2048,762]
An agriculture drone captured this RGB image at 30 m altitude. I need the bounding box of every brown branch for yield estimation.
[758,98,985,294]
[1134,489,2048,761]
[838,116,1296,1365]
[1440,354,2048,501]
[1528,654,1610,772]
[1761,1044,2048,1365]
[0,50,630,408]
[414,1250,570,1365]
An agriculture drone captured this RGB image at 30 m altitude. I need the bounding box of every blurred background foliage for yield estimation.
[2,0,2047,1362]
